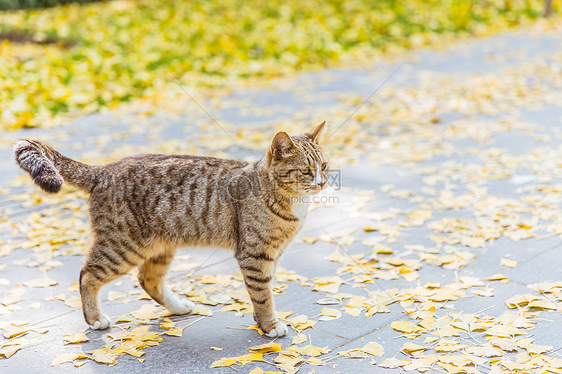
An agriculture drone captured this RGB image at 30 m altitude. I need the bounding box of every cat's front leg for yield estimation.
[237,252,287,338]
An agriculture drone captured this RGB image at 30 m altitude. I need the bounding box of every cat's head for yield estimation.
[265,121,329,196]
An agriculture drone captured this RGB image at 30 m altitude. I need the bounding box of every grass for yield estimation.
[0,0,559,130]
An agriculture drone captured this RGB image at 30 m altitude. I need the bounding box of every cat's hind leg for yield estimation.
[80,241,139,330]
[138,253,194,315]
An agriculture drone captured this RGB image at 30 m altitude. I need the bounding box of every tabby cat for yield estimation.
[13,122,328,337]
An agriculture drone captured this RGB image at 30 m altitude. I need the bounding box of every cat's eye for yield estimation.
[321,162,327,171]
[300,167,311,175]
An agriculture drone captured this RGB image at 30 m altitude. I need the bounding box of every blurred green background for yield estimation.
[0,0,559,130]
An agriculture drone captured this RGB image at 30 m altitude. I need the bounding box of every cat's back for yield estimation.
[109,153,247,173]
[93,153,250,210]
[89,153,251,247]
[97,153,248,187]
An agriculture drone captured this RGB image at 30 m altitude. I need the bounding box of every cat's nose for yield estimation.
[318,181,326,188]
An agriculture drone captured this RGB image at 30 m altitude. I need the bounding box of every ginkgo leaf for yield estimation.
[311,276,345,293]
[484,273,508,281]
[113,341,145,357]
[237,352,264,365]
[528,299,557,310]
[316,297,342,305]
[306,357,326,366]
[63,333,89,344]
[435,339,466,352]
[486,325,526,337]
[319,307,342,320]
[379,358,409,368]
[247,325,264,335]
[292,334,307,345]
[285,315,316,331]
[404,357,437,372]
[402,342,427,354]
[23,277,58,288]
[107,326,162,343]
[274,353,304,371]
[501,258,517,268]
[210,357,237,368]
[391,320,423,334]
[287,344,330,357]
[107,291,128,301]
[163,326,186,337]
[64,296,82,308]
[526,343,552,355]
[2,324,29,339]
[190,304,213,316]
[471,288,494,297]
[0,346,20,359]
[277,311,294,320]
[423,336,438,344]
[465,343,503,357]
[402,272,419,282]
[338,349,370,358]
[221,302,250,313]
[365,303,391,316]
[505,294,536,308]
[300,236,319,244]
[437,362,469,373]
[249,342,283,353]
[208,294,232,305]
[159,318,175,330]
[360,342,384,356]
[248,368,283,374]
[51,353,87,366]
[115,315,135,324]
[91,348,118,365]
[131,304,159,320]
[490,337,518,351]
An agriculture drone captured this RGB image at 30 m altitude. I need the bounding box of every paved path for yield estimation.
[1,25,562,373]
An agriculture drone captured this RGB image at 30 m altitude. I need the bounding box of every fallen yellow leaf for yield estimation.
[249,342,283,354]
[210,357,237,368]
[63,333,89,344]
[163,326,186,337]
[287,344,330,357]
[391,320,423,334]
[292,334,307,345]
[91,347,117,365]
[501,258,518,268]
[131,304,158,320]
[51,353,87,366]
[23,277,58,288]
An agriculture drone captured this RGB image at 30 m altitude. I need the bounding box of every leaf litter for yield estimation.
[2,19,562,374]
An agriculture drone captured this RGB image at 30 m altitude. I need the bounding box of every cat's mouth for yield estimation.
[303,184,324,194]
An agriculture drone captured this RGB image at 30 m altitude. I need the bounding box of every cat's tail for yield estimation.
[13,140,98,194]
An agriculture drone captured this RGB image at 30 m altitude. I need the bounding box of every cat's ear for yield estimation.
[304,121,326,143]
[268,132,296,162]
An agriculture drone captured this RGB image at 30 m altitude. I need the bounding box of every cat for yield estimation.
[12,121,328,338]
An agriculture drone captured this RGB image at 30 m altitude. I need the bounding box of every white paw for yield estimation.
[165,295,194,315]
[265,322,288,338]
[89,314,112,330]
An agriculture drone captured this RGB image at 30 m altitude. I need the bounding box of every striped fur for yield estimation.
[12,122,328,337]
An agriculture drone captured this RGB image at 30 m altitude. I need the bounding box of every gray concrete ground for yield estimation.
[1,26,562,373]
